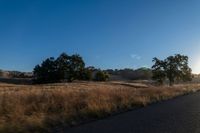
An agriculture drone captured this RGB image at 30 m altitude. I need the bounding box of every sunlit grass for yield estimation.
[0,82,200,133]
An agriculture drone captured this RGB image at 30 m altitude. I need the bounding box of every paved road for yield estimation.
[66,92,200,133]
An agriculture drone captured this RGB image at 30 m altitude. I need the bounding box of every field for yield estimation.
[0,82,200,133]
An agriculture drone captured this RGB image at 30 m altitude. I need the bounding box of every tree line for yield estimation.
[33,53,192,86]
[33,53,109,83]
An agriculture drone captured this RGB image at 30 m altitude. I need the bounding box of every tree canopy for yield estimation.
[33,53,87,83]
[152,54,192,86]
[33,52,110,83]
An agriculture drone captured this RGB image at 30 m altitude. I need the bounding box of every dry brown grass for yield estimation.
[0,82,200,133]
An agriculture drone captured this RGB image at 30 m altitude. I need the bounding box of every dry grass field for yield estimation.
[0,82,200,133]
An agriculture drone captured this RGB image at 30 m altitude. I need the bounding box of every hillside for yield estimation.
[0,70,32,78]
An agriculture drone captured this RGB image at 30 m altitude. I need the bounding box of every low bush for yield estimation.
[94,71,109,81]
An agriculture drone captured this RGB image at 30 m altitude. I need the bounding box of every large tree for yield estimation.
[33,53,86,83]
[56,53,71,80]
[66,54,85,82]
[33,57,59,83]
[152,54,192,86]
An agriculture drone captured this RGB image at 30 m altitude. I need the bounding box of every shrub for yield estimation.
[79,68,93,81]
[95,71,109,81]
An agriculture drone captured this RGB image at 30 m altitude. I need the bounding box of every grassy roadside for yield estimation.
[0,82,200,133]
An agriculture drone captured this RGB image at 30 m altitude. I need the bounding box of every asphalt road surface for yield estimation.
[66,92,200,133]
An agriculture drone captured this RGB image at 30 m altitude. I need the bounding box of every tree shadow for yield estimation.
[0,77,32,85]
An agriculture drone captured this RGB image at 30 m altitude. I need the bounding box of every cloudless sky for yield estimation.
[1,0,200,73]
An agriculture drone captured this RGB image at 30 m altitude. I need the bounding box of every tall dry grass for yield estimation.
[0,82,200,133]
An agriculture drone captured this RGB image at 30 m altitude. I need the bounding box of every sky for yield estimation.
[0,0,200,73]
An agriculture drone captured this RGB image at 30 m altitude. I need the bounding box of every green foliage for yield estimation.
[56,53,85,82]
[68,54,85,81]
[33,53,86,83]
[56,53,70,80]
[79,67,93,81]
[33,57,60,83]
[152,54,192,86]
[152,58,166,85]
[95,71,109,81]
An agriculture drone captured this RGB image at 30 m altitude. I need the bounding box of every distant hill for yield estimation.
[0,70,33,78]
[0,70,33,84]
[105,67,153,81]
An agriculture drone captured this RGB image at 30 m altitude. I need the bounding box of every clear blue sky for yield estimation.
[1,0,200,73]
